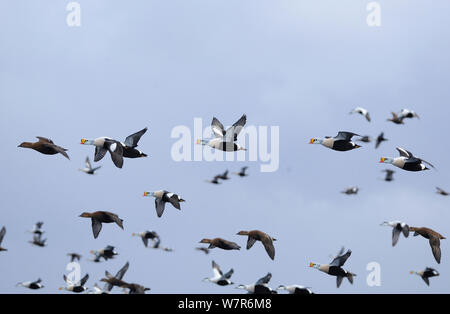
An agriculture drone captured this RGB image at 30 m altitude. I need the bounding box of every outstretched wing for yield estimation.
[224,114,247,142]
[91,219,103,239]
[94,147,108,162]
[256,273,272,285]
[0,226,5,244]
[115,262,129,280]
[335,132,358,141]
[107,141,123,169]
[396,147,413,158]
[212,261,223,278]
[223,269,234,279]
[79,274,89,286]
[246,237,257,250]
[330,249,352,267]
[36,136,53,144]
[211,118,225,138]
[155,198,166,218]
[85,157,92,170]
[392,227,401,247]
[124,128,148,147]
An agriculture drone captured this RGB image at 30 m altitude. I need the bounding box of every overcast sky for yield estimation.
[1,1,450,294]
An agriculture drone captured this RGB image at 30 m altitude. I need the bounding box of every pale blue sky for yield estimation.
[1,1,450,293]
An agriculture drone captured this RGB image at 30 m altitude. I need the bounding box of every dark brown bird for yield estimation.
[410,227,446,264]
[18,137,69,159]
[387,112,404,125]
[0,227,7,252]
[67,253,81,262]
[237,230,276,260]
[79,211,124,239]
[375,132,388,149]
[101,261,129,293]
[436,187,449,196]
[199,238,241,250]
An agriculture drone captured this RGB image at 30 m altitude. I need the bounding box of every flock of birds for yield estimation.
[1,109,448,293]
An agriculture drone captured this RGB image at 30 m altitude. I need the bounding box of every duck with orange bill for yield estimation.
[309,249,356,288]
[80,137,124,168]
[309,131,361,151]
[59,274,89,293]
[143,190,185,218]
[380,147,435,172]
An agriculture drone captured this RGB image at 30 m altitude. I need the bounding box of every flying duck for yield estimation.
[276,285,314,295]
[380,221,410,246]
[236,273,277,294]
[382,169,395,182]
[399,109,420,120]
[199,238,241,250]
[380,147,435,172]
[67,253,82,262]
[122,283,151,294]
[197,114,247,151]
[120,128,148,158]
[309,131,361,151]
[80,137,124,168]
[341,187,359,195]
[436,187,449,196]
[234,167,249,177]
[196,247,210,255]
[237,230,276,260]
[410,267,439,286]
[78,156,101,175]
[18,137,69,159]
[29,234,46,247]
[203,261,234,286]
[60,273,89,293]
[79,211,124,239]
[216,170,230,180]
[410,227,445,264]
[205,175,222,185]
[356,135,372,143]
[349,107,371,122]
[17,278,44,290]
[90,245,118,262]
[310,249,356,288]
[375,132,388,149]
[387,112,405,125]
[132,231,159,248]
[143,190,185,218]
[29,222,44,235]
[101,261,129,293]
[88,283,108,294]
[0,227,6,251]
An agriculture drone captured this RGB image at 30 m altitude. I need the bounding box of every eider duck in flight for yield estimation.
[90,245,118,262]
[349,107,371,122]
[387,112,405,125]
[199,238,241,251]
[341,187,359,195]
[203,261,234,286]
[216,170,230,180]
[78,156,101,175]
[18,137,69,159]
[410,227,445,264]
[80,137,123,168]
[410,267,439,286]
[234,166,249,177]
[29,234,46,247]
[17,278,44,290]
[79,211,124,239]
[89,283,108,294]
[205,175,222,185]
[380,147,435,172]
[380,221,410,246]
[60,273,89,293]
[382,169,395,182]
[309,249,356,288]
[236,273,277,294]
[132,231,160,248]
[120,128,148,158]
[143,190,185,218]
[237,230,276,260]
[29,222,44,235]
[436,187,449,196]
[375,132,388,149]
[309,132,361,151]
[0,226,6,252]
[276,285,313,295]
[197,114,247,151]
[399,109,420,120]
[101,261,129,293]
[67,253,82,262]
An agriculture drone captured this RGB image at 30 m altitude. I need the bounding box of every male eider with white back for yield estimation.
[309,131,361,151]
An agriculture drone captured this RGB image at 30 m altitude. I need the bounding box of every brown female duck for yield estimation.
[18,137,69,159]
[199,238,241,250]
[237,230,276,260]
[79,211,124,239]
[410,227,446,264]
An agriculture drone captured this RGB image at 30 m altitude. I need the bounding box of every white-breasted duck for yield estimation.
[80,137,124,168]
[309,131,361,151]
[132,231,159,248]
[309,249,356,288]
[90,245,118,262]
[120,128,148,158]
[196,114,247,152]
[399,109,420,120]
[436,187,449,196]
[410,227,445,264]
[143,190,185,218]
[234,167,249,177]
[410,267,439,286]
[18,137,69,159]
[237,230,276,260]
[375,132,388,149]
[236,273,277,294]
[380,147,435,172]
[199,238,241,251]
[0,226,6,252]
[349,107,371,122]
[341,187,359,195]
[203,261,234,286]
[17,278,44,290]
[78,156,101,175]
[29,221,44,235]
[59,273,89,293]
[79,211,124,239]
[380,221,410,246]
[382,169,395,182]
[277,285,314,295]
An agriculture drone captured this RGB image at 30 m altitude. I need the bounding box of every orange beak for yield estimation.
[379,157,386,163]
[309,139,315,144]
[80,139,87,144]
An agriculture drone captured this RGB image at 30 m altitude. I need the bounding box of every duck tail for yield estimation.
[347,273,356,284]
